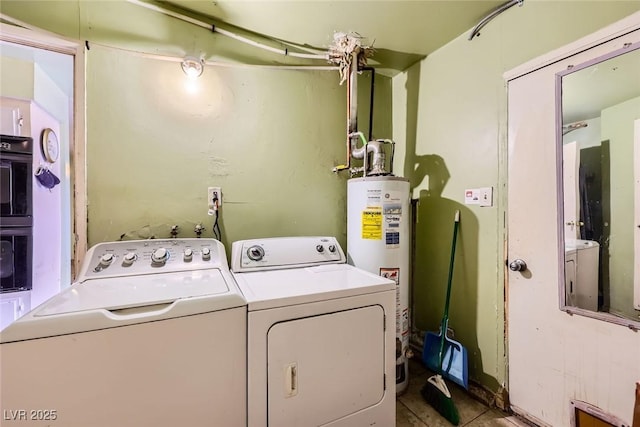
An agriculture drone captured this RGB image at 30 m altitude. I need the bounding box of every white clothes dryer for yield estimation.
[231,236,396,427]
[0,238,246,427]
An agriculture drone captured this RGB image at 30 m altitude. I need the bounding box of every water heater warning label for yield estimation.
[361,208,382,240]
[383,200,402,248]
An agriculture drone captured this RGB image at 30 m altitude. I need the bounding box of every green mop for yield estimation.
[420,210,461,426]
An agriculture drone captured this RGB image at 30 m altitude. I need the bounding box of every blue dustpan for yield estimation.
[421,210,469,390]
[423,327,469,390]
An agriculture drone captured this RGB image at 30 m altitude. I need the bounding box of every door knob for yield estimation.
[509,259,527,272]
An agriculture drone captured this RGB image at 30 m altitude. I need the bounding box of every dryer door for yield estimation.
[267,305,385,426]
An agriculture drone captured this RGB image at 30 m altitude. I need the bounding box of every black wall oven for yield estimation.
[1,135,33,224]
[0,134,33,292]
[1,227,32,291]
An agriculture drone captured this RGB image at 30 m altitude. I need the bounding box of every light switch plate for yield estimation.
[478,187,493,207]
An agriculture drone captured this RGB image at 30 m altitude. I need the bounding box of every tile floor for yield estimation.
[397,359,528,427]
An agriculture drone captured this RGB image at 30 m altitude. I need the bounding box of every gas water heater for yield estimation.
[347,176,410,394]
[331,44,412,393]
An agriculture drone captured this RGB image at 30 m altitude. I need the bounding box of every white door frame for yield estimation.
[634,119,640,310]
[0,17,87,278]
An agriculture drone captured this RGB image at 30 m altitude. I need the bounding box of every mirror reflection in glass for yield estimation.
[560,44,640,325]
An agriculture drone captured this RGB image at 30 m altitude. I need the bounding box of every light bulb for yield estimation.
[184,78,200,94]
[181,57,204,78]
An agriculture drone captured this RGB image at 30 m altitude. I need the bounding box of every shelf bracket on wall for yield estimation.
[468,0,524,41]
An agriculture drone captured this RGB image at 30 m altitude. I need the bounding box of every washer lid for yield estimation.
[565,239,600,252]
[1,269,246,343]
[233,264,395,311]
[37,270,230,316]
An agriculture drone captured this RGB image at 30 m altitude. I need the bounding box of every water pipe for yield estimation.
[126,0,328,60]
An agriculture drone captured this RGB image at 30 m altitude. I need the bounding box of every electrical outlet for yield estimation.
[207,187,222,209]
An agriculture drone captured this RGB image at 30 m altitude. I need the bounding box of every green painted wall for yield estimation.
[86,44,348,248]
[392,2,640,392]
[602,96,640,321]
[0,57,34,99]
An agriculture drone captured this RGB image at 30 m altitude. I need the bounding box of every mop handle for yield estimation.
[438,210,460,367]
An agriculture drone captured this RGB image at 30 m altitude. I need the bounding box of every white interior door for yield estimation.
[563,141,580,240]
[506,20,640,427]
[507,58,563,426]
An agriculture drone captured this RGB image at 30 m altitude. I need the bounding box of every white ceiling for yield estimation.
[3,1,635,122]
[161,0,638,122]
[164,0,506,73]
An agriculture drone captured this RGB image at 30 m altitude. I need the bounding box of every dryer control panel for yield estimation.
[78,238,226,281]
[231,236,346,272]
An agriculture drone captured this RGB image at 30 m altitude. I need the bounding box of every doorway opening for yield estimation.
[0,21,86,328]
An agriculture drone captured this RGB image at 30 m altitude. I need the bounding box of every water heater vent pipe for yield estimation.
[328,32,394,177]
[331,55,395,177]
[349,134,395,176]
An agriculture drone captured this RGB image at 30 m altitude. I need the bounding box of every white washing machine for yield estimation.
[0,238,246,427]
[564,238,600,311]
[231,236,396,427]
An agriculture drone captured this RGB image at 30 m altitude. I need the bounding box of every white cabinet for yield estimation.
[0,106,23,136]
[0,291,31,331]
[0,97,31,137]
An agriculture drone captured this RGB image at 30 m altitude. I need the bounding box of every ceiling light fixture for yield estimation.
[181,57,204,78]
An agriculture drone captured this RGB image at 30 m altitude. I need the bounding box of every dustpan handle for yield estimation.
[439,210,460,366]
[443,210,460,320]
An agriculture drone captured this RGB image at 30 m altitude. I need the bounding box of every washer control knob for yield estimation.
[247,245,265,261]
[151,247,169,264]
[328,245,336,253]
[201,247,211,260]
[183,248,193,262]
[316,245,324,253]
[99,253,114,267]
[122,252,137,266]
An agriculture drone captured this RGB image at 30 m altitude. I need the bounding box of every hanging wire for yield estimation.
[212,198,222,242]
[213,210,221,241]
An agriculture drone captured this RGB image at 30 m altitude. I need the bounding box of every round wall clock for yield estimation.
[41,128,59,163]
